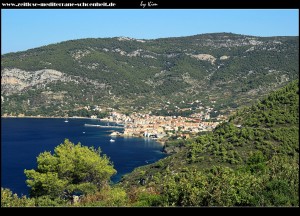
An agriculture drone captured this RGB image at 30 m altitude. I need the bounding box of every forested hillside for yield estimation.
[120,80,299,206]
[1,33,298,116]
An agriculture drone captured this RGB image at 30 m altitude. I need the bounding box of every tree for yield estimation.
[24,139,116,199]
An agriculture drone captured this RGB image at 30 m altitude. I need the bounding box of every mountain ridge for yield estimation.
[5,32,292,54]
[1,33,298,117]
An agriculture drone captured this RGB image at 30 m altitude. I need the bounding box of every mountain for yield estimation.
[1,33,299,117]
[119,80,299,206]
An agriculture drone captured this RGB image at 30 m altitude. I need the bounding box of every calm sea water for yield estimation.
[1,118,166,196]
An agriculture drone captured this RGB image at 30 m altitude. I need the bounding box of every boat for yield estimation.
[109,139,115,142]
[64,118,69,123]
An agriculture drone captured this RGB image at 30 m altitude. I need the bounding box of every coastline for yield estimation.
[1,116,128,123]
[1,115,95,120]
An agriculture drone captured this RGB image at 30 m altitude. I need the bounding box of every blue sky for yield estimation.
[2,9,299,54]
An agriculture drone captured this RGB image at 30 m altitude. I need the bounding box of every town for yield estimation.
[100,107,227,143]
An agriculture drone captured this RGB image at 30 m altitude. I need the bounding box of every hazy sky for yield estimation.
[2,9,299,54]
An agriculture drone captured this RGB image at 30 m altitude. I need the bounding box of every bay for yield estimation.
[1,118,166,196]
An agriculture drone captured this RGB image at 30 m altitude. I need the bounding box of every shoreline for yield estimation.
[1,116,124,123]
[1,116,96,120]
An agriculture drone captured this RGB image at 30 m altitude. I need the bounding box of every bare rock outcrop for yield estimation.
[1,68,64,95]
[187,53,216,64]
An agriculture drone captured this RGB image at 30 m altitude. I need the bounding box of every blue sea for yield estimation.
[1,118,166,196]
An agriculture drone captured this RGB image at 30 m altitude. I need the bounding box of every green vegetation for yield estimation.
[67,109,108,118]
[2,139,130,207]
[1,80,299,207]
[25,139,116,200]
